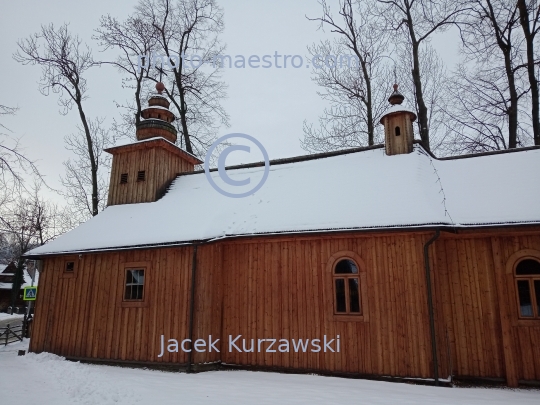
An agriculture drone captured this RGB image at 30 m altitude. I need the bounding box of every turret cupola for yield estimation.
[380,84,417,156]
[136,82,178,143]
[105,82,202,206]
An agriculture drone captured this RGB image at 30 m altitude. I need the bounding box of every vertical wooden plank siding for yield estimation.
[30,245,222,365]
[219,234,434,378]
[29,230,540,384]
[107,147,194,206]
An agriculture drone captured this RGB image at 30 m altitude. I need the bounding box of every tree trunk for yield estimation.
[135,71,143,126]
[411,42,430,150]
[484,0,518,148]
[174,71,193,154]
[504,52,519,148]
[517,0,540,145]
[76,99,99,216]
[406,7,430,151]
[10,258,25,311]
[360,60,374,146]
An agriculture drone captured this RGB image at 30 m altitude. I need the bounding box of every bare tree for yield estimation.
[134,0,229,156]
[0,105,40,189]
[517,0,540,145]
[377,0,466,151]
[394,42,452,153]
[14,23,102,216]
[441,64,530,154]
[0,185,68,309]
[444,0,531,152]
[302,0,392,152]
[60,118,115,224]
[94,14,157,140]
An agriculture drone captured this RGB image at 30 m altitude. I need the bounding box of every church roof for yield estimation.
[26,144,540,257]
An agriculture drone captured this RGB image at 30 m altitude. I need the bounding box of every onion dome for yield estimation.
[136,82,178,143]
[380,84,417,124]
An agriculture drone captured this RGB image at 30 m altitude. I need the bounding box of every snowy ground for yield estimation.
[0,313,24,322]
[1,340,538,405]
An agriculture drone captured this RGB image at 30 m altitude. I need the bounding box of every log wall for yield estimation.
[107,145,194,206]
[220,233,435,378]
[434,232,540,384]
[29,228,540,384]
[29,245,223,365]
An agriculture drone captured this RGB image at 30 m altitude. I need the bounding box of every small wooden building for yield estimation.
[26,85,540,387]
[0,262,26,313]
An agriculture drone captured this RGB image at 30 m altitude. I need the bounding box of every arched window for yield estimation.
[333,259,361,315]
[515,258,540,318]
[395,126,401,136]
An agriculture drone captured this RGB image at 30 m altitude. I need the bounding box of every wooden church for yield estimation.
[26,83,540,387]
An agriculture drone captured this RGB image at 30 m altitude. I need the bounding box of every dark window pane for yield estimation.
[516,259,540,275]
[134,285,144,300]
[335,279,346,312]
[349,278,361,313]
[335,259,358,274]
[65,262,74,272]
[395,126,401,136]
[517,280,533,317]
[535,280,540,317]
[124,269,145,301]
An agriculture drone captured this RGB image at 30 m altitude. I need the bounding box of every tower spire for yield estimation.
[136,82,177,143]
[380,84,417,156]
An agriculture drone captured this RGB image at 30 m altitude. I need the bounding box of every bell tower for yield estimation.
[380,84,417,156]
[105,82,202,206]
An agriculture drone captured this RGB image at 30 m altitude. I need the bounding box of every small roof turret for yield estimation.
[136,82,178,143]
[388,83,405,105]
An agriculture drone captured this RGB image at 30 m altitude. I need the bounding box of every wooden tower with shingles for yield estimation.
[105,83,202,206]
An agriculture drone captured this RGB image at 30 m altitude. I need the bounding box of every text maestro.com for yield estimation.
[158,335,341,357]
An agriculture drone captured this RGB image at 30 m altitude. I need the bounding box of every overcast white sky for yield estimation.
[0,0,460,202]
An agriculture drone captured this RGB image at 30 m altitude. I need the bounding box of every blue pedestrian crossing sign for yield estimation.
[23,286,37,301]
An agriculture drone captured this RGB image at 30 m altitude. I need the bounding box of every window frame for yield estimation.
[332,259,362,315]
[326,251,369,322]
[119,261,151,308]
[514,259,540,320]
[124,268,146,301]
[506,249,540,326]
[61,256,78,279]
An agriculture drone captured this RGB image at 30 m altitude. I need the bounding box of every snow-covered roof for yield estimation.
[26,144,540,256]
[0,269,38,289]
[380,104,417,122]
[106,137,202,164]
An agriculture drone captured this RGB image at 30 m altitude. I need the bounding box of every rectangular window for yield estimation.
[137,170,146,182]
[124,269,145,301]
[61,258,78,279]
[120,173,128,184]
[517,280,533,317]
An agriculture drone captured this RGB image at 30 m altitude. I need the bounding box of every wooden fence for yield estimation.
[0,323,23,346]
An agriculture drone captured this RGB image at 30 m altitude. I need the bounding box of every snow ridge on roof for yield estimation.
[27,145,540,256]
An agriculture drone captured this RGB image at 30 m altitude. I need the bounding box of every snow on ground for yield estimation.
[0,313,24,322]
[0,341,538,405]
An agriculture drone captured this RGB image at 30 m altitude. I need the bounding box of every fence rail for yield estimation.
[0,323,24,346]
